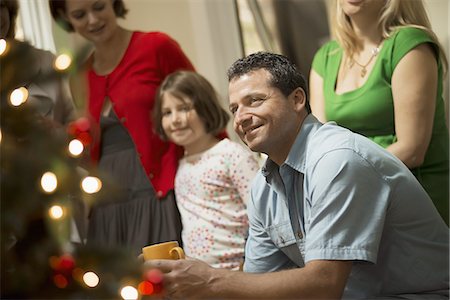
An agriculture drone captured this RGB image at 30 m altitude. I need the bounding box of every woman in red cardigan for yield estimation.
[49,0,195,254]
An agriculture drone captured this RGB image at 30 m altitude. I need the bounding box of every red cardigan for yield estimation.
[87,31,195,198]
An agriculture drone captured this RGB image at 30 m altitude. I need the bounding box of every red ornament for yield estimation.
[58,254,75,273]
[53,274,68,289]
[67,117,92,146]
[75,117,90,132]
[138,281,154,295]
[145,269,163,284]
[77,132,92,146]
[50,253,76,288]
[144,269,164,295]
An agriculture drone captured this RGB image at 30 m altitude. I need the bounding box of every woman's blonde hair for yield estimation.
[330,0,448,73]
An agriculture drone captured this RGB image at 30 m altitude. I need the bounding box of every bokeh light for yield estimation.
[138,281,154,295]
[49,254,75,272]
[145,269,163,284]
[81,176,102,194]
[41,172,58,193]
[49,205,64,219]
[53,274,68,289]
[120,286,138,300]
[9,87,29,106]
[72,267,84,282]
[49,256,59,269]
[0,128,2,143]
[83,271,100,288]
[0,39,7,55]
[54,53,72,71]
[68,139,84,156]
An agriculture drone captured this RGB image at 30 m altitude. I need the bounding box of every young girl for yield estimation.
[153,71,259,269]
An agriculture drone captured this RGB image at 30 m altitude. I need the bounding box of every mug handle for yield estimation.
[170,247,185,259]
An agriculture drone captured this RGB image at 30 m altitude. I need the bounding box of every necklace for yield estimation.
[350,44,381,77]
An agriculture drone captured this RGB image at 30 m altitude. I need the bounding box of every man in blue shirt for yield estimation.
[145,52,449,299]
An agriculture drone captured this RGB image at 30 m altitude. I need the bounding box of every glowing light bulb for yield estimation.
[0,129,2,143]
[54,274,68,289]
[0,39,6,56]
[83,271,99,288]
[120,286,138,300]
[41,172,58,193]
[68,139,84,156]
[138,281,154,295]
[9,87,29,106]
[81,176,102,194]
[49,205,64,219]
[55,53,72,71]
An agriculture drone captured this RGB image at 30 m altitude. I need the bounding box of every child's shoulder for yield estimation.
[211,138,254,159]
[216,138,247,152]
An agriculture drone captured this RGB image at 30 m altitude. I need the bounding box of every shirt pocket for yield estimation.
[266,221,305,267]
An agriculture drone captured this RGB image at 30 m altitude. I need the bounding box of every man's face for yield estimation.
[228,68,303,163]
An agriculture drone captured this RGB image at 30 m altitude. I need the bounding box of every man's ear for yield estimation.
[290,87,307,112]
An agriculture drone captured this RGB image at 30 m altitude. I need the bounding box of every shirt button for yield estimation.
[156,191,163,197]
[297,231,303,239]
[120,117,126,123]
[149,173,154,179]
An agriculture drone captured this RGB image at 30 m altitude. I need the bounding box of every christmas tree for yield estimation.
[1,39,163,299]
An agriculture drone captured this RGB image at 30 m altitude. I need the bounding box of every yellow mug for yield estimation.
[142,241,185,261]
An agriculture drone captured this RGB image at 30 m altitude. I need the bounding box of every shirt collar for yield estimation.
[261,114,322,177]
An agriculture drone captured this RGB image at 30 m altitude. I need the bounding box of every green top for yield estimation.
[312,27,449,224]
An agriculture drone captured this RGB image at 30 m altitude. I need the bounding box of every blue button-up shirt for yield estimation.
[244,115,449,298]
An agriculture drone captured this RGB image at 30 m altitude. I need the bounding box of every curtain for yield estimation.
[272,0,330,77]
[18,0,56,52]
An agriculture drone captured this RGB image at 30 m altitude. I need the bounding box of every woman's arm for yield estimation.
[388,43,438,168]
[309,69,327,123]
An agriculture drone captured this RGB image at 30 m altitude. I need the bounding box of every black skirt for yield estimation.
[86,111,182,255]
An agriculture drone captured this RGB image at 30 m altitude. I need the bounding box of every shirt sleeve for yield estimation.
[391,27,436,70]
[155,32,195,77]
[27,49,76,125]
[304,148,391,264]
[57,76,77,124]
[311,40,337,77]
[311,44,326,77]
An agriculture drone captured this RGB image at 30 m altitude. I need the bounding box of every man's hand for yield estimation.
[144,257,217,299]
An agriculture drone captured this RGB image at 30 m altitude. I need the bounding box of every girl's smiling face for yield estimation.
[161,92,210,153]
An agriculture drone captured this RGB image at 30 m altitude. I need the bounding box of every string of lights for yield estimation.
[1,38,164,299]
